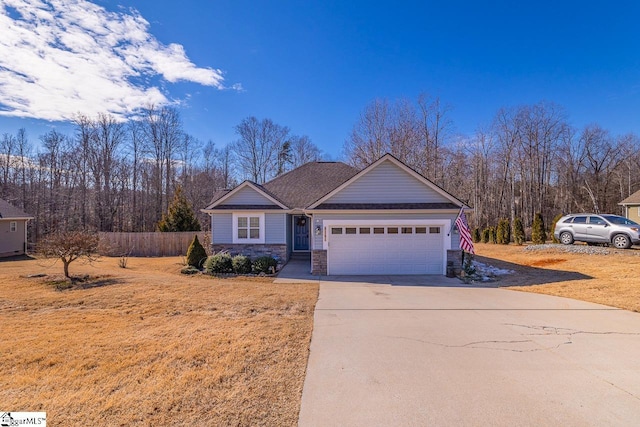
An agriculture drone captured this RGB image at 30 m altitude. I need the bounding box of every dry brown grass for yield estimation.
[0,256,318,426]
[475,243,640,312]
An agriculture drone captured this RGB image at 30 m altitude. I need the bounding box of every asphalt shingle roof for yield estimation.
[0,199,32,219]
[262,161,359,209]
[620,189,640,205]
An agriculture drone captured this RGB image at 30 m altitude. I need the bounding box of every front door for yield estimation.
[293,215,310,251]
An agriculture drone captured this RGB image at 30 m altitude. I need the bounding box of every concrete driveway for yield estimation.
[298,279,640,426]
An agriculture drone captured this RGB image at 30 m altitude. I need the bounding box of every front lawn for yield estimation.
[0,256,318,426]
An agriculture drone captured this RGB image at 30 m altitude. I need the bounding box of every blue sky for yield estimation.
[1,0,640,158]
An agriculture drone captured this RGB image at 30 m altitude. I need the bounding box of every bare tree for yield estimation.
[232,117,290,183]
[290,135,322,168]
[39,230,100,278]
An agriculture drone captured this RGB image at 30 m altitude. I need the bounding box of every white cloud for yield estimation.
[0,0,229,121]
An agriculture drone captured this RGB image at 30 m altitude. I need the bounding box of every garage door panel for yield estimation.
[327,225,444,275]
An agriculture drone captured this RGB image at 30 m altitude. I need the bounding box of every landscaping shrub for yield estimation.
[512,217,525,245]
[488,226,497,244]
[531,212,547,244]
[186,235,208,268]
[204,252,233,274]
[482,227,490,243]
[180,265,201,275]
[253,255,278,274]
[472,228,481,243]
[232,255,253,274]
[496,218,511,244]
[550,213,564,243]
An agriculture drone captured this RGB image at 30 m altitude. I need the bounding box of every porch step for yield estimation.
[290,252,311,261]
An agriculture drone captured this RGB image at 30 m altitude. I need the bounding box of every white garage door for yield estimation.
[327,225,444,275]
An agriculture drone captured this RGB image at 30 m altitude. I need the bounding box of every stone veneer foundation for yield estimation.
[211,244,288,262]
[311,250,327,275]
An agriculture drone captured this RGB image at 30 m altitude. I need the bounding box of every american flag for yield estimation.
[455,208,475,254]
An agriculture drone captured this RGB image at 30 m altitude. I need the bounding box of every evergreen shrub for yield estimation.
[513,217,525,245]
[204,252,233,274]
[531,213,547,244]
[253,256,278,274]
[186,235,207,268]
[232,255,253,274]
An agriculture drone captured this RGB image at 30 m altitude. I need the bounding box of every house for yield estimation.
[0,199,33,258]
[202,153,468,275]
[619,189,640,223]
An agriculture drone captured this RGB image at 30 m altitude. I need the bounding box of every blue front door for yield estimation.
[293,215,309,250]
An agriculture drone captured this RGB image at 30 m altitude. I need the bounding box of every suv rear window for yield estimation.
[602,215,639,225]
[572,216,587,224]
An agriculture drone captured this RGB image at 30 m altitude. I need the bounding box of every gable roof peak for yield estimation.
[0,198,33,219]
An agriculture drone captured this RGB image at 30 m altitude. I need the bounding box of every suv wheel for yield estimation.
[559,232,574,245]
[612,234,631,249]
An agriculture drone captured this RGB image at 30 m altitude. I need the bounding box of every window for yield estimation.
[359,227,371,234]
[331,227,343,234]
[589,216,605,225]
[232,213,264,243]
[237,216,260,239]
[429,227,441,234]
[401,227,413,234]
[10,221,17,232]
[373,227,385,234]
[345,227,357,235]
[387,227,398,234]
[572,216,587,224]
[415,227,427,234]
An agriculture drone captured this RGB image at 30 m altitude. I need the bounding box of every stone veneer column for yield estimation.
[311,250,327,275]
[446,249,462,277]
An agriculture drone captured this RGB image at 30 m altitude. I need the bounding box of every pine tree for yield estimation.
[531,212,547,244]
[186,235,208,268]
[550,213,564,243]
[157,186,201,232]
[513,217,525,245]
[489,226,497,244]
[496,218,511,244]
[482,228,490,243]
[472,228,481,243]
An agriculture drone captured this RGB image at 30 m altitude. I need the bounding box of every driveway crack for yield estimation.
[504,323,640,337]
[387,335,572,352]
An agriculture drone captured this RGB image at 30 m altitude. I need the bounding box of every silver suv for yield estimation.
[554,214,640,249]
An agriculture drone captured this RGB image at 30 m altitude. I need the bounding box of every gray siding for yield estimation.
[311,212,458,249]
[325,160,450,204]
[0,219,26,256]
[265,213,286,244]
[220,186,276,206]
[211,213,232,244]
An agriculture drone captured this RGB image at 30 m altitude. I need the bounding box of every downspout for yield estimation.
[24,218,30,255]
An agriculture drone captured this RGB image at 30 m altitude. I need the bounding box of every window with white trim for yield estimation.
[10,221,17,232]
[232,213,264,243]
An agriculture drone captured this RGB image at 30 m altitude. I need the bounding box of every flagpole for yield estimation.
[448,205,464,236]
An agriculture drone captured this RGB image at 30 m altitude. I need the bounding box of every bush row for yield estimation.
[471,212,559,245]
[203,252,278,275]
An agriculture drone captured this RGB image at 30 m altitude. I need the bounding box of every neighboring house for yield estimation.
[202,153,469,275]
[619,189,640,223]
[0,199,33,258]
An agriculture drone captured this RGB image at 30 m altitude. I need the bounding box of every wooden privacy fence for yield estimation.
[98,232,208,257]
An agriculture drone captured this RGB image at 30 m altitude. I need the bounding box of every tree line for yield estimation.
[344,95,640,233]
[2,96,639,243]
[0,107,321,241]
